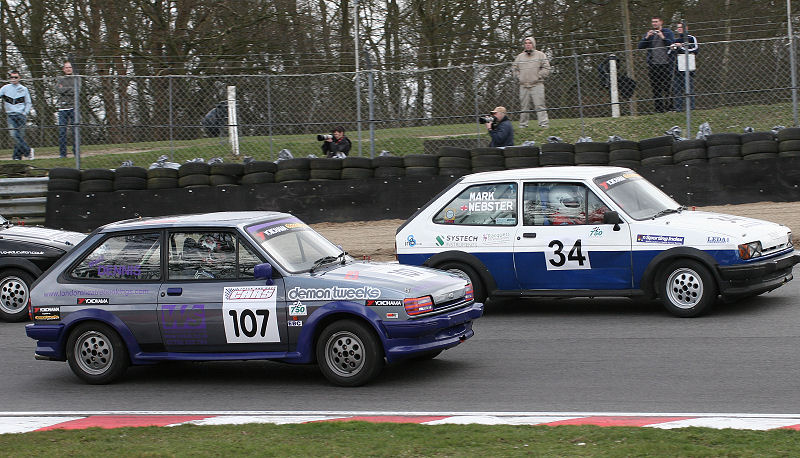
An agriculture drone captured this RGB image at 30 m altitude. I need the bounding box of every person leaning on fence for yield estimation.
[638,16,675,113]
[1,71,33,160]
[513,36,551,128]
[669,22,698,111]
[56,61,79,158]
[486,106,514,147]
[321,126,351,158]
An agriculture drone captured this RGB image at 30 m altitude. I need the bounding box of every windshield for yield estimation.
[593,171,680,220]
[245,217,347,273]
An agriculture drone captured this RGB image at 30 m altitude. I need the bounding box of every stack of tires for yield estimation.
[373,155,405,178]
[503,146,539,169]
[672,139,707,166]
[147,167,179,189]
[275,158,311,182]
[178,162,211,187]
[47,167,80,192]
[573,142,609,166]
[705,133,741,164]
[470,147,505,172]
[309,158,341,181]
[741,131,778,161]
[539,143,574,166]
[241,161,276,184]
[114,166,147,190]
[404,154,438,176]
[341,157,373,180]
[777,128,800,159]
[608,140,641,168]
[80,169,114,192]
[209,163,244,186]
[638,136,674,167]
[436,147,472,177]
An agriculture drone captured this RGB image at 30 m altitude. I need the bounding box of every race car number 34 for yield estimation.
[545,238,591,271]
[222,286,280,343]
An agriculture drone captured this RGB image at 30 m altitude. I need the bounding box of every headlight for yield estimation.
[789,232,794,248]
[738,241,762,260]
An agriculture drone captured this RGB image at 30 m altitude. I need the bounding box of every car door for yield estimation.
[513,182,632,290]
[158,230,287,353]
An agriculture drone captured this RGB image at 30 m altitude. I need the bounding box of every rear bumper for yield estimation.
[25,323,66,361]
[717,250,800,298]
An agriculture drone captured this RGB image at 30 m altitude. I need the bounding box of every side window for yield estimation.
[238,239,263,278]
[168,232,237,280]
[433,183,517,226]
[71,232,161,280]
[523,183,609,226]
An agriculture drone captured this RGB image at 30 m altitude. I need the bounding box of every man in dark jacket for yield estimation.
[56,62,79,158]
[321,126,351,157]
[486,106,514,147]
[638,16,675,113]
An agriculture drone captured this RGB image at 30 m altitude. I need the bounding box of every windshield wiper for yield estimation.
[652,208,681,219]
[336,250,348,265]
[310,255,338,273]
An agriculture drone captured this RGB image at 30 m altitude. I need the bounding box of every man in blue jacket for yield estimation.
[486,106,514,147]
[638,16,675,113]
[1,71,33,160]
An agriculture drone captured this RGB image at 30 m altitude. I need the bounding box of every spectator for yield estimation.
[670,22,699,111]
[1,71,33,160]
[486,106,514,147]
[56,61,79,158]
[513,36,551,128]
[638,16,675,113]
[321,126,351,157]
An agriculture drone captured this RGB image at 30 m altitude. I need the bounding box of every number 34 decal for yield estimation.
[545,239,591,271]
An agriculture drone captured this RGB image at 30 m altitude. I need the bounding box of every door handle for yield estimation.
[166,287,183,296]
[522,232,537,238]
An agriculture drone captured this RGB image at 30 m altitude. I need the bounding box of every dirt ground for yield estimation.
[310,202,800,262]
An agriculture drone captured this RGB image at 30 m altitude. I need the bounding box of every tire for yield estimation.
[79,179,114,192]
[48,178,80,191]
[640,156,674,166]
[240,171,275,184]
[373,166,405,178]
[316,319,384,387]
[673,148,706,163]
[707,145,741,158]
[309,158,343,170]
[49,167,81,180]
[0,269,34,322]
[574,151,609,165]
[342,157,373,169]
[658,259,716,317]
[437,146,471,158]
[209,163,244,177]
[178,162,210,177]
[147,167,178,179]
[705,133,741,146]
[113,177,147,191]
[708,157,743,165]
[471,155,505,168]
[470,147,504,157]
[638,136,674,150]
[640,145,673,159]
[609,160,641,168]
[438,156,471,169]
[404,154,438,167]
[778,150,800,158]
[672,139,705,152]
[741,131,774,143]
[404,166,438,176]
[66,322,129,384]
[147,177,179,189]
[277,158,310,170]
[779,140,800,152]
[372,156,404,167]
[777,127,800,142]
[742,152,779,160]
[178,174,210,187]
[310,169,341,180]
[114,166,148,179]
[609,140,639,151]
[244,161,277,174]
[503,146,540,157]
[341,168,373,179]
[540,143,574,153]
[471,166,505,173]
[675,158,707,166]
[81,168,114,181]
[504,157,540,169]
[435,262,486,303]
[438,168,471,177]
[574,142,609,153]
[741,140,778,155]
[539,151,574,166]
[209,174,239,186]
[275,169,310,182]
[609,149,641,162]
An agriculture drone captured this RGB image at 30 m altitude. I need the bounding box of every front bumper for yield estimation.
[716,250,800,298]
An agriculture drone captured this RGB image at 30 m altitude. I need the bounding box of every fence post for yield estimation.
[73,73,81,169]
[168,75,174,160]
[573,36,586,135]
[609,55,620,118]
[788,0,799,126]
[367,69,376,158]
[473,63,481,138]
[227,85,240,156]
[681,20,692,137]
[265,55,274,157]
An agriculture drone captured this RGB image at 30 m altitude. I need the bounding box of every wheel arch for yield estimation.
[423,250,497,294]
[294,303,386,364]
[60,310,141,363]
[641,247,722,298]
[0,258,43,278]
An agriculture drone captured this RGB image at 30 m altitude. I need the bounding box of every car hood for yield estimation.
[657,210,791,248]
[0,225,86,250]
[317,261,468,298]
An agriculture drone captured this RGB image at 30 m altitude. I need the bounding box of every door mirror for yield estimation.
[254,262,274,285]
[603,211,622,231]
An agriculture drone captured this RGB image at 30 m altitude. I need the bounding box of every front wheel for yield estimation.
[436,262,486,303]
[316,320,384,387]
[658,260,716,317]
[66,322,129,384]
[0,269,34,322]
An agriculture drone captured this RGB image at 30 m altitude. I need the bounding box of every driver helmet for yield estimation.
[548,186,583,216]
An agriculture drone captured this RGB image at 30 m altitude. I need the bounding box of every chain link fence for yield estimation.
[1,35,798,169]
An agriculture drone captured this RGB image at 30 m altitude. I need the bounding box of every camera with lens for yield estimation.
[477,115,496,124]
[316,134,333,141]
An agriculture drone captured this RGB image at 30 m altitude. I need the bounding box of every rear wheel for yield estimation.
[0,269,34,322]
[66,322,129,384]
[435,262,486,303]
[316,320,384,387]
[658,260,716,317]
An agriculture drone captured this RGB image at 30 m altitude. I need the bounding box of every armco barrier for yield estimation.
[45,157,800,232]
[0,177,47,225]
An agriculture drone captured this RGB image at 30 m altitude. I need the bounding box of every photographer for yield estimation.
[485,106,514,147]
[637,16,674,113]
[320,126,351,158]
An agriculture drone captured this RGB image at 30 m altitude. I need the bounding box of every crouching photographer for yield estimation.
[319,126,351,158]
[483,106,514,147]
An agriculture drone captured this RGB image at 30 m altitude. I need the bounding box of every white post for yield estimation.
[227,85,240,156]
[609,55,621,118]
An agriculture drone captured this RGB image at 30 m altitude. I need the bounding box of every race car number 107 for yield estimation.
[222,286,280,343]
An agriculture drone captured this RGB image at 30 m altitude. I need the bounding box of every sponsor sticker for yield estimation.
[222,286,280,343]
[286,286,381,302]
[481,232,512,246]
[289,301,307,316]
[636,234,685,245]
[366,299,403,307]
[404,235,417,247]
[97,264,142,278]
[386,312,399,319]
[444,209,455,223]
[0,250,44,255]
[345,271,360,280]
[33,306,60,321]
[288,320,303,327]
[77,298,110,305]
[707,236,730,244]
[161,304,208,345]
[589,227,603,237]
[435,234,480,247]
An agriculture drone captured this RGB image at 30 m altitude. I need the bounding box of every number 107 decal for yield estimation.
[223,286,280,343]
[545,239,591,271]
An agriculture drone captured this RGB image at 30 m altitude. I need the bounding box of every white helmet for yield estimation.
[548,186,583,216]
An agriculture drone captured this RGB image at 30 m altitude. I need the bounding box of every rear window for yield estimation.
[70,232,161,281]
[433,183,517,226]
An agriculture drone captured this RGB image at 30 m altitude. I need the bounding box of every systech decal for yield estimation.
[286,286,381,302]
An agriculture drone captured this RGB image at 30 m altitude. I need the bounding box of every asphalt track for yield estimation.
[2,268,799,414]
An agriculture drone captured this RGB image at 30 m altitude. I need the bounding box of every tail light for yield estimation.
[464,283,474,302]
[28,298,33,321]
[404,296,434,316]
[394,240,397,261]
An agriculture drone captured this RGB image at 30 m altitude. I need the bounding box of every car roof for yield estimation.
[100,211,293,231]
[460,166,631,184]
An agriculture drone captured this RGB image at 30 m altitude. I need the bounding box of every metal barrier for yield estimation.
[0,177,48,225]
